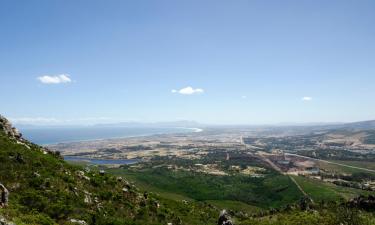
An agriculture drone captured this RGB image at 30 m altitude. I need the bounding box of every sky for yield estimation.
[1,0,375,125]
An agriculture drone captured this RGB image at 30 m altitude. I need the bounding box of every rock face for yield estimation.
[0,183,9,208]
[0,115,61,159]
[0,115,21,139]
[218,210,233,225]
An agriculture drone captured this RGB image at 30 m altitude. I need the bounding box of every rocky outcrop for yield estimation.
[0,115,63,160]
[0,184,8,207]
[218,210,233,225]
[0,115,21,139]
[0,183,9,208]
[69,219,87,225]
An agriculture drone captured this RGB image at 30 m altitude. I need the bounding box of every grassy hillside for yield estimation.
[0,122,220,225]
[293,176,372,202]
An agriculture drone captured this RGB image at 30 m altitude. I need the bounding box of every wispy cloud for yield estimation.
[37,74,72,84]
[171,86,204,95]
[302,96,313,101]
[241,95,247,99]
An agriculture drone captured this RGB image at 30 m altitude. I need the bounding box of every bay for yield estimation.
[20,126,196,145]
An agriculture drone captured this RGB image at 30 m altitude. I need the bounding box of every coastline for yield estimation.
[21,126,204,146]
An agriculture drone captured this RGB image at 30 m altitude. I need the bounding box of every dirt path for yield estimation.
[288,175,310,198]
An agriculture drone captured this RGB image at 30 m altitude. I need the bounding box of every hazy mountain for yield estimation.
[340,120,375,129]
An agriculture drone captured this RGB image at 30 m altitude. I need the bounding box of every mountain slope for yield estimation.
[0,116,200,225]
[342,120,375,130]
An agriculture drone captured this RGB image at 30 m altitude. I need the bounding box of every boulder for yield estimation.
[218,210,233,225]
[0,216,15,225]
[69,219,87,225]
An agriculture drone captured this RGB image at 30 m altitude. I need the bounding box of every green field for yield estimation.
[109,166,303,211]
[293,176,372,202]
[317,160,375,174]
[330,160,375,171]
[205,200,261,214]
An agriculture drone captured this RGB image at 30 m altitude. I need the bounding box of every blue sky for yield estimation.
[1,0,375,125]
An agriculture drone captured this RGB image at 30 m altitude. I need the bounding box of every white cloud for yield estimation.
[241,95,247,99]
[302,96,313,101]
[37,74,72,84]
[172,86,204,95]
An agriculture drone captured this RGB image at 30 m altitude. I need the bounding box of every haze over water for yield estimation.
[20,126,197,145]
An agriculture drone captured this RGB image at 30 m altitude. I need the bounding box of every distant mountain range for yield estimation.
[309,120,375,131]
[340,120,375,129]
[93,120,203,128]
[15,120,204,129]
[13,119,375,131]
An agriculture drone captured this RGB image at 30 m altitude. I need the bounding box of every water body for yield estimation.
[64,156,140,165]
[20,126,199,145]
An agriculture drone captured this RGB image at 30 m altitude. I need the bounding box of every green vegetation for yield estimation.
[293,176,372,202]
[205,200,261,214]
[0,128,219,224]
[330,160,375,171]
[317,161,372,174]
[316,160,375,175]
[237,206,375,225]
[109,157,303,210]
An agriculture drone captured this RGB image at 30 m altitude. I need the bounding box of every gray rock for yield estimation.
[0,215,14,225]
[218,210,233,225]
[69,219,87,225]
[0,115,22,139]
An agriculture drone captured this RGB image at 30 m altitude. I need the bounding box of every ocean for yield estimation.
[20,126,198,145]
